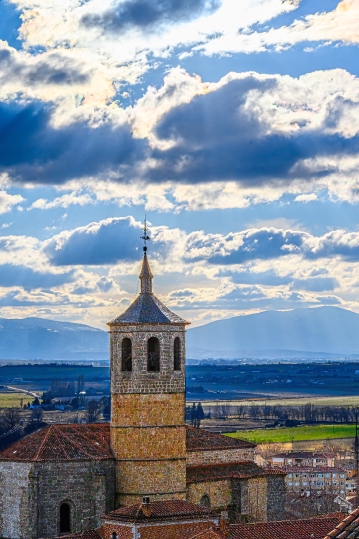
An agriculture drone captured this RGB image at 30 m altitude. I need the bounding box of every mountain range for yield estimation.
[1,306,359,360]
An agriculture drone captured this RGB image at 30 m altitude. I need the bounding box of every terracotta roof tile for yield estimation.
[323,508,359,539]
[0,424,113,462]
[230,514,345,539]
[187,462,285,484]
[186,427,255,451]
[104,500,216,523]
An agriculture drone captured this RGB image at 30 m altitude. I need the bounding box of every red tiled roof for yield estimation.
[0,424,113,461]
[230,514,345,539]
[187,462,286,484]
[104,500,216,523]
[323,507,359,538]
[186,427,255,452]
[0,424,255,463]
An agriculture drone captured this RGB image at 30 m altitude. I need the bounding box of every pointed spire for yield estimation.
[139,252,153,294]
[139,217,153,294]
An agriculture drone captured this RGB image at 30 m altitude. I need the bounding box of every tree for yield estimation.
[86,400,101,423]
[31,408,43,424]
[1,408,21,430]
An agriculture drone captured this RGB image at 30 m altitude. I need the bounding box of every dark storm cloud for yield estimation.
[0,264,74,289]
[0,101,145,184]
[44,217,167,266]
[81,0,220,33]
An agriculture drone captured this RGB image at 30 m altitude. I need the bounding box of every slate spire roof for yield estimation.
[107,253,189,326]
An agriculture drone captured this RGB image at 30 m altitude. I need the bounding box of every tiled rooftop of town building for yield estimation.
[187,462,285,483]
[186,426,256,451]
[104,500,216,523]
[0,424,113,461]
[230,513,345,539]
[323,507,359,538]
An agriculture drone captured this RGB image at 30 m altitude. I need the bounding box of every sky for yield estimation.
[0,0,358,329]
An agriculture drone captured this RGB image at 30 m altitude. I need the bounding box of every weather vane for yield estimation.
[140,216,151,253]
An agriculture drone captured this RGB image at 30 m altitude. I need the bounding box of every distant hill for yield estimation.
[1,307,359,361]
[186,306,359,359]
[0,317,108,360]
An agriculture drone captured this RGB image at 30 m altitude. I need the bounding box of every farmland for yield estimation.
[226,424,357,444]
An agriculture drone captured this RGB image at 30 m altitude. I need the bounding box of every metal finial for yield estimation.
[140,216,151,253]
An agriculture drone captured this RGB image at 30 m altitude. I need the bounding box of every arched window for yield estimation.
[147,337,160,372]
[60,503,71,533]
[174,337,181,371]
[121,338,132,372]
[200,495,211,508]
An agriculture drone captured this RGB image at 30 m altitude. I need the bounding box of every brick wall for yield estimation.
[186,448,255,467]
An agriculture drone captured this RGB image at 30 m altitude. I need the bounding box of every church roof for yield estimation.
[0,424,254,463]
[186,426,256,451]
[108,292,188,325]
[104,500,216,523]
[107,253,189,326]
[0,424,113,462]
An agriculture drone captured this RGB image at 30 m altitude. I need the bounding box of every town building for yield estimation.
[269,451,335,468]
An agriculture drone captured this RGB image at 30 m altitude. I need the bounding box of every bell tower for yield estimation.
[107,221,189,507]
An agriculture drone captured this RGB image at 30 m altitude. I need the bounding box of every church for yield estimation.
[0,238,286,539]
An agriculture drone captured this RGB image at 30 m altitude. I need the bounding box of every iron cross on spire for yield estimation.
[140,217,151,253]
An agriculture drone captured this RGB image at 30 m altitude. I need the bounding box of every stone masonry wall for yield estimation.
[266,475,286,521]
[186,448,255,467]
[187,480,232,510]
[110,322,187,506]
[0,461,33,539]
[110,324,186,394]
[35,459,115,538]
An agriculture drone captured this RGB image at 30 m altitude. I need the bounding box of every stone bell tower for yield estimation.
[107,222,189,507]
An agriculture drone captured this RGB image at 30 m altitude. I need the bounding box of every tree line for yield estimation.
[206,402,359,423]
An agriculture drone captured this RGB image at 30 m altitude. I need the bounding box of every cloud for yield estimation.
[147,70,359,185]
[220,269,293,286]
[291,276,338,292]
[294,193,318,203]
[81,0,220,33]
[185,228,304,264]
[43,216,146,266]
[0,264,75,289]
[184,227,359,265]
[198,0,359,55]
[0,100,143,184]
[0,41,116,104]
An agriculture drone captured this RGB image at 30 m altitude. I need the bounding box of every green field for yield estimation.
[226,424,357,444]
[0,392,29,408]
